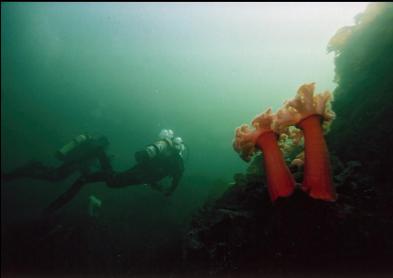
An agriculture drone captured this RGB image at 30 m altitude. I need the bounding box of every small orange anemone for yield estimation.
[290,151,305,168]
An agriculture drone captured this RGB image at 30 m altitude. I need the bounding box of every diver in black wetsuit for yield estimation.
[2,134,111,183]
[44,129,186,214]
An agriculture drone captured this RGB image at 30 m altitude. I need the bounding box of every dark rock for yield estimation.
[183,153,393,276]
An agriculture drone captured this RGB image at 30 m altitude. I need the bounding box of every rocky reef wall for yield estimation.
[327,3,393,187]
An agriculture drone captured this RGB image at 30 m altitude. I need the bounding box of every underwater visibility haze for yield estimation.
[2,2,392,277]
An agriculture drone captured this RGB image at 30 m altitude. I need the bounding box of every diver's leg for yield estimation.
[105,166,145,188]
[43,170,113,214]
[44,178,86,215]
[2,161,56,182]
[2,160,80,182]
[47,163,80,181]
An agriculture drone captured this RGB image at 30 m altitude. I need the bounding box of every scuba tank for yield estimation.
[135,139,173,163]
[56,134,92,161]
[146,139,172,158]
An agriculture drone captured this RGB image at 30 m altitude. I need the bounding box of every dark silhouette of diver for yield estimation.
[3,134,111,183]
[44,129,185,214]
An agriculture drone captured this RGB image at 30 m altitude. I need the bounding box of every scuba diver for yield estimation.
[2,134,111,183]
[44,129,186,214]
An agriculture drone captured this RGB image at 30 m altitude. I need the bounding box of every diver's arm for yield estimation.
[165,156,185,196]
[165,172,182,197]
[97,150,113,171]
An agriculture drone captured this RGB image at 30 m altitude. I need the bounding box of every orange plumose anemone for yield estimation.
[233,108,295,202]
[276,83,337,201]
